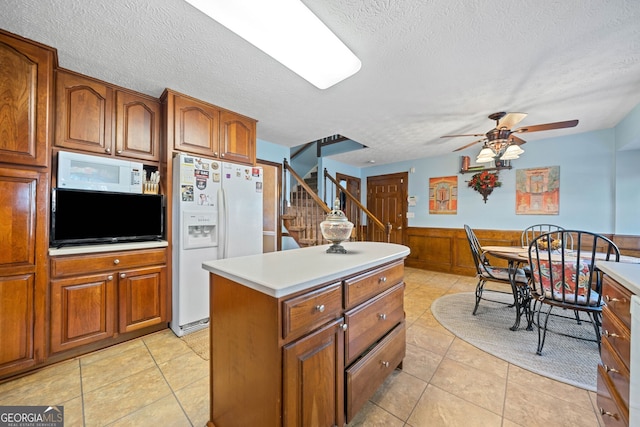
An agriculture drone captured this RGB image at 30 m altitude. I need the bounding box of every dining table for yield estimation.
[480,244,640,332]
[480,245,532,331]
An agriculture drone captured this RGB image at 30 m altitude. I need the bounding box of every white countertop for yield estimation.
[49,240,168,256]
[202,241,410,298]
[597,261,640,295]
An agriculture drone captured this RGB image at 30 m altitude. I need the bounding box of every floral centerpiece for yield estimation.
[467,171,501,203]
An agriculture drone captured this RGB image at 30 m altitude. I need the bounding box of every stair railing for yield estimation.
[323,169,392,243]
[282,159,331,246]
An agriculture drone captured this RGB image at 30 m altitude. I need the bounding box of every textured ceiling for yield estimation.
[2,0,640,166]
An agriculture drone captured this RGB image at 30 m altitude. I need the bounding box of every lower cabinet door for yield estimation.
[283,317,345,427]
[50,274,116,353]
[346,322,406,423]
[118,265,167,333]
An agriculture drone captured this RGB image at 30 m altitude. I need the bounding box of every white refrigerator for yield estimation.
[170,153,263,336]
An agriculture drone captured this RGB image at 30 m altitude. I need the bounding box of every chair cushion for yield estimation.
[531,259,601,306]
[481,265,528,284]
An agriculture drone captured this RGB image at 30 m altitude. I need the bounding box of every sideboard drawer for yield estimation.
[603,276,632,329]
[51,248,167,277]
[345,322,405,423]
[282,282,342,341]
[597,365,629,427]
[601,339,630,410]
[603,307,631,366]
[344,261,404,309]
[344,283,404,364]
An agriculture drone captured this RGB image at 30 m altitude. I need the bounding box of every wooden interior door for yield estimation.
[336,172,360,228]
[258,159,281,252]
[366,173,408,244]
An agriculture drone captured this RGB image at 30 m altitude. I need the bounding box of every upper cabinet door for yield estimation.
[115,91,161,162]
[219,110,256,165]
[55,69,114,155]
[173,94,220,158]
[0,31,55,168]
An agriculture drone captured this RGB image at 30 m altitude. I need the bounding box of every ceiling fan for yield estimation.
[441,112,579,153]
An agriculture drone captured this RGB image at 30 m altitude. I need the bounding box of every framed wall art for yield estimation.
[515,166,560,215]
[429,176,458,214]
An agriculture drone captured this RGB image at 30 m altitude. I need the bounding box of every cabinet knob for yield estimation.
[214,152,219,157]
[603,364,620,374]
[221,153,225,157]
[378,313,387,320]
[113,259,120,265]
[116,150,123,154]
[378,276,387,284]
[340,324,348,331]
[107,275,113,281]
[105,148,111,153]
[120,273,126,279]
[381,361,390,367]
[599,408,619,420]
[315,304,325,313]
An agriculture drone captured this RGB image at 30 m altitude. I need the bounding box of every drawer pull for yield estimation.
[113,258,120,265]
[340,324,348,331]
[381,361,390,368]
[120,273,126,279]
[107,275,113,281]
[605,295,624,303]
[378,313,387,320]
[603,364,620,374]
[315,304,325,313]
[378,276,387,284]
[599,408,619,420]
[604,330,621,339]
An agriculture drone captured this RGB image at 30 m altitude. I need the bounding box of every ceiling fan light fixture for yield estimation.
[500,144,524,160]
[183,0,362,89]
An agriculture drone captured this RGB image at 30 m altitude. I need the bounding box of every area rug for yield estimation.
[180,328,210,361]
[431,292,599,391]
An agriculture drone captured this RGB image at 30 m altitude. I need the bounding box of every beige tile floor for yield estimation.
[0,268,605,427]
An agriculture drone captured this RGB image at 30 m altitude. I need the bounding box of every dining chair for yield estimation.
[527,230,620,355]
[464,225,529,316]
[521,224,573,250]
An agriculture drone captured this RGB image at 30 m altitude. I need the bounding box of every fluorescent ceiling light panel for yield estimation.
[184,0,361,89]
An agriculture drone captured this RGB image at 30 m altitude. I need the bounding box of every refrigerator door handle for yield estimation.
[219,187,229,259]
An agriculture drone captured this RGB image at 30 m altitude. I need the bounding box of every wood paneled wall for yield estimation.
[404,227,640,276]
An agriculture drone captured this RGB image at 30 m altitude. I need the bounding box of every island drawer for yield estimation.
[601,339,630,410]
[344,283,404,364]
[51,248,167,277]
[345,322,405,423]
[602,307,631,365]
[344,260,404,309]
[282,282,343,341]
[603,276,632,329]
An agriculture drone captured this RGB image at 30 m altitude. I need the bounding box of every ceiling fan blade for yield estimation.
[441,133,485,138]
[510,135,527,145]
[514,120,579,134]
[498,112,527,130]
[453,138,484,152]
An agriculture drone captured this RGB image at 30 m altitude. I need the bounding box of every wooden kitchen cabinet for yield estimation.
[0,167,49,379]
[0,30,56,168]
[49,247,168,355]
[207,250,406,427]
[163,89,256,165]
[598,275,633,426]
[55,69,161,161]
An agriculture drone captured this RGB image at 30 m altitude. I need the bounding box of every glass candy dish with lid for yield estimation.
[320,198,354,254]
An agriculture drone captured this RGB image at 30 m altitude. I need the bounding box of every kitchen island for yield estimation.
[596,261,640,427]
[202,241,410,427]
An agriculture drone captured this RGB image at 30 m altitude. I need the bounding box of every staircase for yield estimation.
[282,160,391,248]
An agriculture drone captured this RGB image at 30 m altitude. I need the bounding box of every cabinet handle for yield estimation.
[340,324,348,331]
[599,408,619,420]
[605,295,624,303]
[214,152,219,157]
[113,259,120,265]
[603,364,620,374]
[221,153,225,157]
[105,147,111,153]
[378,276,387,284]
[381,361,390,367]
[116,149,123,154]
[378,313,387,320]
[120,273,126,279]
[107,275,113,281]
[604,330,621,338]
[315,304,325,313]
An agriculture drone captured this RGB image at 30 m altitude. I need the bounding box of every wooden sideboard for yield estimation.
[203,242,409,427]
